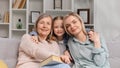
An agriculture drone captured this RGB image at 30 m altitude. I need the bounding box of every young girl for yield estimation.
[52,16,69,55]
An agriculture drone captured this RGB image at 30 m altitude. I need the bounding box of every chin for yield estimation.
[71,32,79,36]
[42,33,49,36]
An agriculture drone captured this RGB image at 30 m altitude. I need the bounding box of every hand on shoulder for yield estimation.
[31,35,39,44]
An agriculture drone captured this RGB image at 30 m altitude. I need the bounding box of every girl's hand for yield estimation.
[64,50,72,61]
[60,55,71,64]
[31,36,39,44]
[88,31,101,48]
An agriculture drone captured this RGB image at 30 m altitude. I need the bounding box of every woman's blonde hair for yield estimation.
[34,13,53,43]
[63,12,87,36]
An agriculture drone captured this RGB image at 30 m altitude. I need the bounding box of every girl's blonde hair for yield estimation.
[63,12,87,36]
[35,13,53,43]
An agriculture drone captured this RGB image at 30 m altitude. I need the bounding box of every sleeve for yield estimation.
[29,31,37,36]
[92,35,109,67]
[19,34,43,59]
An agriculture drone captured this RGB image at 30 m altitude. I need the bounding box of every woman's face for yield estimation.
[37,17,52,37]
[64,16,82,36]
[53,19,65,37]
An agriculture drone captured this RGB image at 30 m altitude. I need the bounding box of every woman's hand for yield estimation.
[31,36,39,44]
[88,31,101,48]
[60,55,71,64]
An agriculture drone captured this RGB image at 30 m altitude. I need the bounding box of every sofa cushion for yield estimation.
[0,60,8,68]
[109,57,120,68]
[107,41,120,58]
[107,41,120,68]
[0,38,20,68]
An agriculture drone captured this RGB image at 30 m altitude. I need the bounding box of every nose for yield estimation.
[58,27,62,30]
[43,23,47,28]
[70,24,74,28]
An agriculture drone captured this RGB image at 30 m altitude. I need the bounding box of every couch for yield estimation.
[0,38,20,68]
[0,37,120,68]
[107,41,120,68]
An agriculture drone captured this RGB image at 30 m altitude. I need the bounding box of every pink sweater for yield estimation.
[16,34,60,68]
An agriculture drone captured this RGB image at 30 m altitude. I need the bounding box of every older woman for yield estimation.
[16,14,70,68]
[63,12,110,68]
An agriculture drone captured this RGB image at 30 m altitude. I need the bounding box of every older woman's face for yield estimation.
[64,16,82,36]
[37,17,52,37]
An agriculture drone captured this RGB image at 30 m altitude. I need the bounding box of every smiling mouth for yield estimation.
[41,29,49,32]
[71,29,76,32]
[57,31,64,34]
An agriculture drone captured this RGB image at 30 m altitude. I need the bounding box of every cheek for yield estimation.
[67,27,70,31]
[48,25,52,29]
[54,28,57,32]
[37,24,42,28]
[53,29,58,34]
[62,29,65,33]
[49,26,52,33]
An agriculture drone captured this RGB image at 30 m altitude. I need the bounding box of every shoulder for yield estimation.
[22,34,31,39]
[20,34,37,47]
[67,37,75,46]
[49,40,60,47]
[21,34,32,42]
[50,40,58,44]
[68,37,74,42]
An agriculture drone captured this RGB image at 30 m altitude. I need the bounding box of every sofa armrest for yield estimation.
[0,38,20,68]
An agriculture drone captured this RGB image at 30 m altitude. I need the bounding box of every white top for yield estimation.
[58,40,66,55]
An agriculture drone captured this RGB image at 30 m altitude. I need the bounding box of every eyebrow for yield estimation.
[71,19,76,22]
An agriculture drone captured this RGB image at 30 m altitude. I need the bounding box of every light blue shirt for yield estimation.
[67,36,110,68]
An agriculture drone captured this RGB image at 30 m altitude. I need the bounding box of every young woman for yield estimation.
[63,12,110,68]
[16,14,70,68]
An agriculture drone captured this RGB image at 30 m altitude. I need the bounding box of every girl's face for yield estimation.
[64,16,82,36]
[37,17,52,37]
[53,19,65,37]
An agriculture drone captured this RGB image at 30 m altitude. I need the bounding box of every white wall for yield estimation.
[94,0,120,41]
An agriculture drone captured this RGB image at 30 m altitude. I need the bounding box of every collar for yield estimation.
[72,36,91,45]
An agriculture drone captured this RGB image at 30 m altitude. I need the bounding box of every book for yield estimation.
[40,55,63,66]
[3,12,9,23]
[13,0,22,9]
[18,0,26,9]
